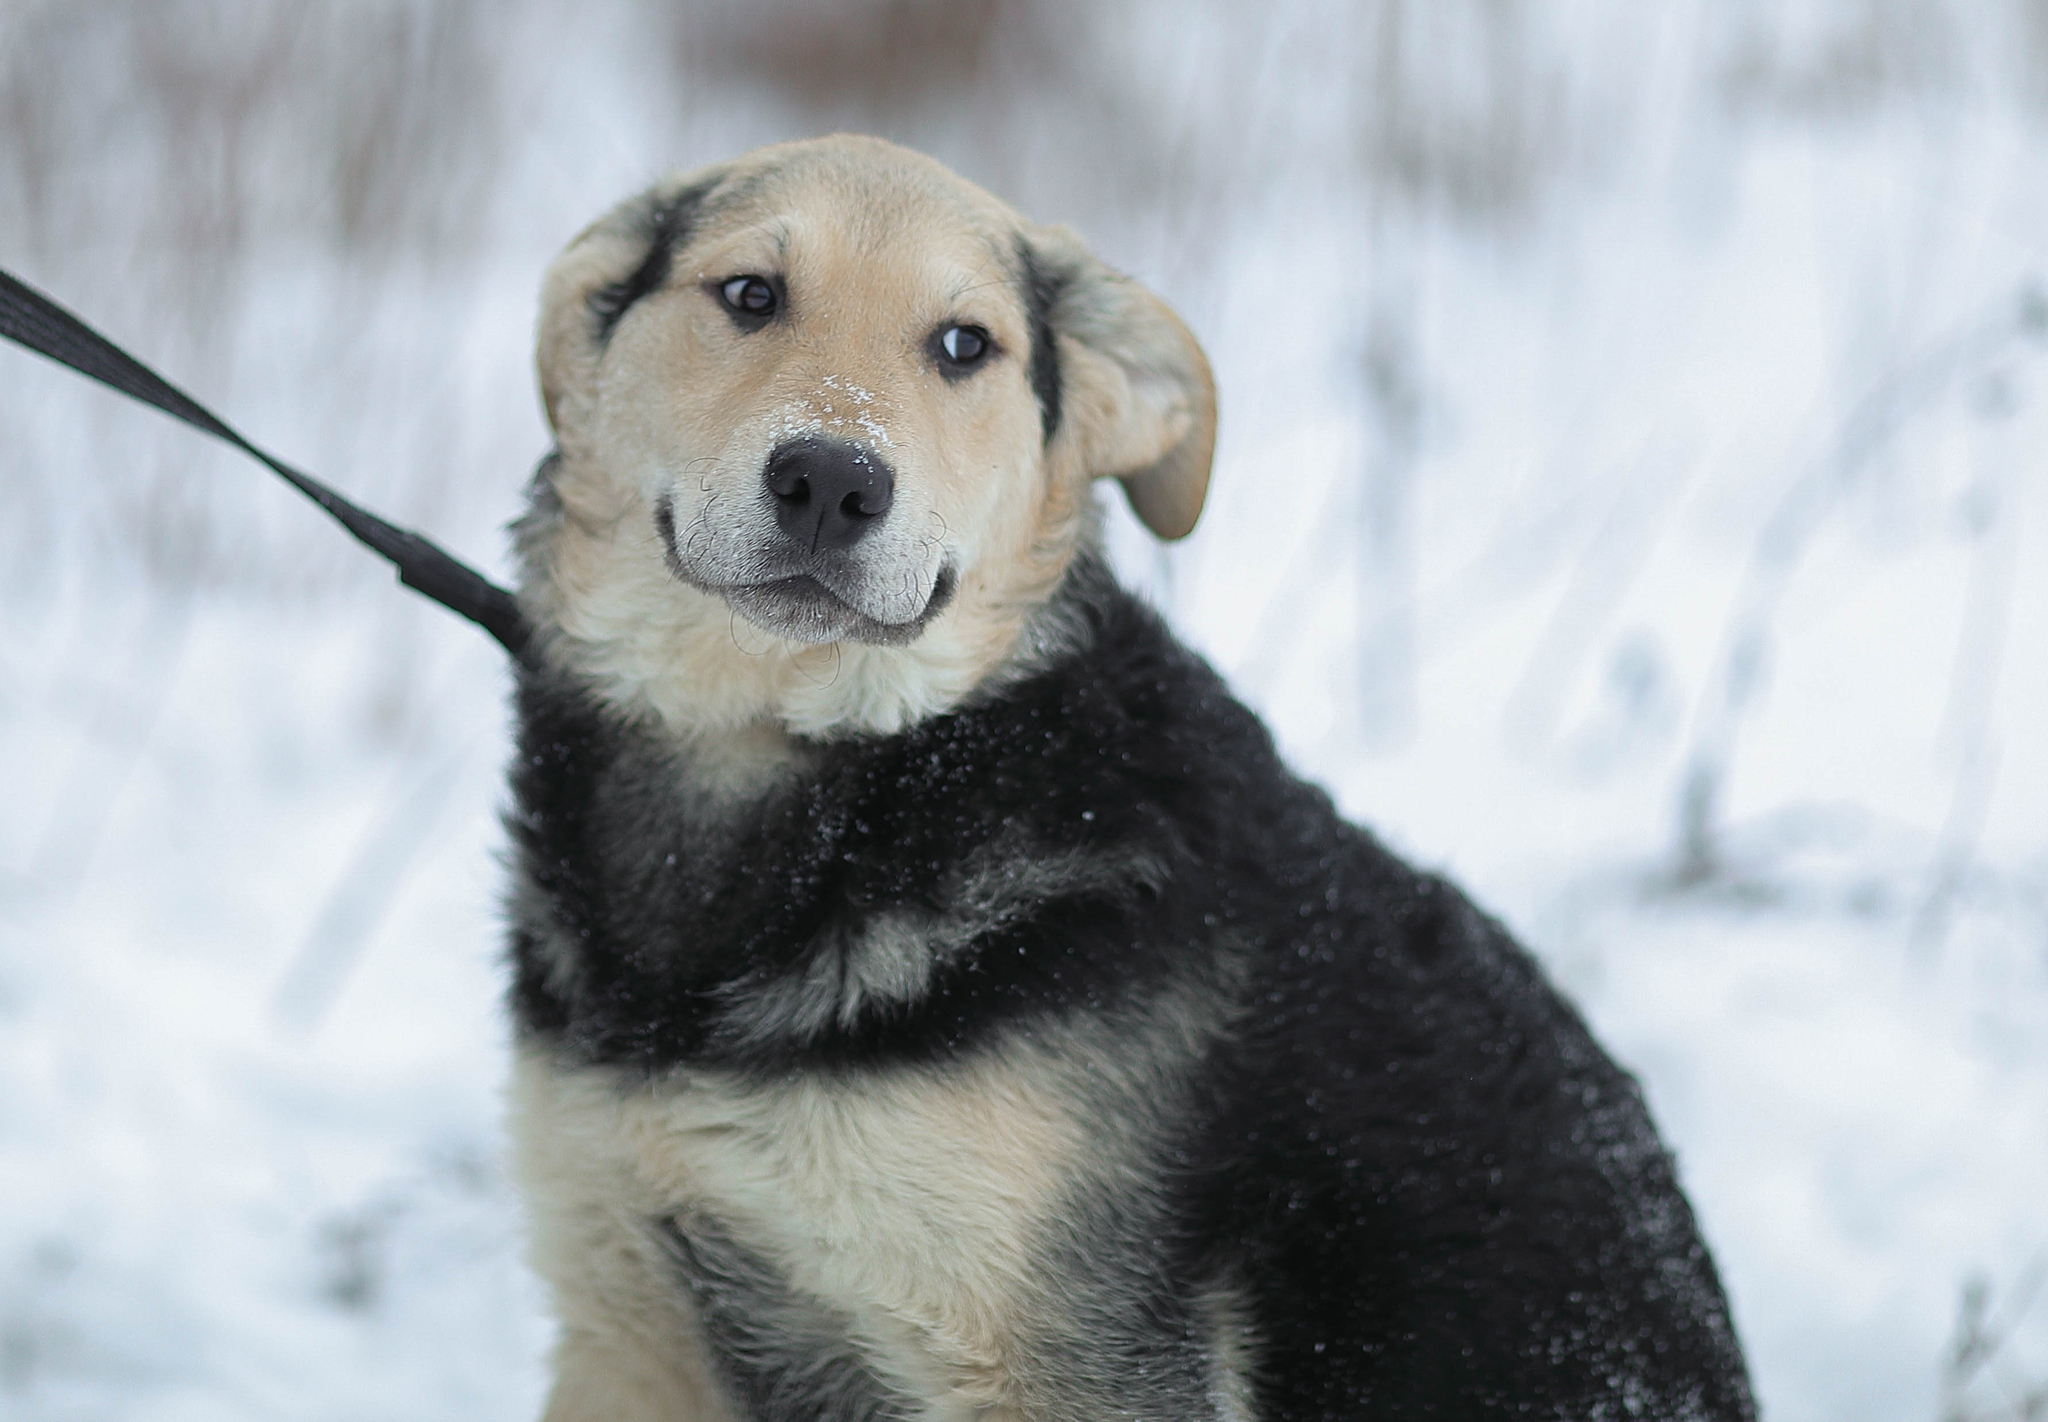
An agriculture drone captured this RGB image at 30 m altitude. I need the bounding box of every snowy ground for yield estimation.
[2,3,2046,1419]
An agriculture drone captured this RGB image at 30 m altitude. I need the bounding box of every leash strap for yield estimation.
[0,267,531,660]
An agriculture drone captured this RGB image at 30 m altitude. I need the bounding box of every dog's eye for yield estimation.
[934,324,993,372]
[718,275,778,320]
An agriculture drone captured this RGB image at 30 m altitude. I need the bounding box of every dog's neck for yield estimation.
[512,452,1104,778]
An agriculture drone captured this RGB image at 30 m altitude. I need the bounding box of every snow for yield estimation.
[2,2,2045,1418]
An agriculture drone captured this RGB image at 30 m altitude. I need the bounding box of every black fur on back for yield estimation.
[505,551,1758,1419]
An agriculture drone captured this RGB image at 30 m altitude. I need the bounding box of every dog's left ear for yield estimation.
[1026,227,1217,541]
[536,167,728,460]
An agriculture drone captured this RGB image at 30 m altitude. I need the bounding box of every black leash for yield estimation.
[0,267,531,661]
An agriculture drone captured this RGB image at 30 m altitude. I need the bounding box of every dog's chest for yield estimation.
[517,1043,1089,1415]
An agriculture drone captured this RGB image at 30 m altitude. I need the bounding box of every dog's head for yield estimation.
[524,135,1213,737]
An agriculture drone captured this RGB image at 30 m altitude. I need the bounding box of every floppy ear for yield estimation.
[536,166,728,458]
[1026,226,1217,541]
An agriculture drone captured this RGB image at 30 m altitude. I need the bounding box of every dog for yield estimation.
[502,134,1757,1421]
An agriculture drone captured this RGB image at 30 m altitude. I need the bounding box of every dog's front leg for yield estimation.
[513,1050,736,1422]
[526,1176,735,1422]
[541,1306,730,1422]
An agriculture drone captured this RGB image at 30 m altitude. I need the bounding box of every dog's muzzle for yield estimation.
[653,435,953,646]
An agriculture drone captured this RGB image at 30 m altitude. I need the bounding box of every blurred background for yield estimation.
[2,1,2045,1417]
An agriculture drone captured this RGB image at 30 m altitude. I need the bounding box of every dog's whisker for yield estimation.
[726,607,773,659]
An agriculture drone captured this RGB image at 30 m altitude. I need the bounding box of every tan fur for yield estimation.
[510,1051,740,1422]
[1030,224,1216,542]
[511,1040,1097,1421]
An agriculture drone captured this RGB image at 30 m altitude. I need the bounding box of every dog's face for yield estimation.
[526,136,1214,737]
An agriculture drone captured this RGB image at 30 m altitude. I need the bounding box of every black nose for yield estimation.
[764,437,895,552]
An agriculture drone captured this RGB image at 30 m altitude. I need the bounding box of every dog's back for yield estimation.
[504,135,1756,1421]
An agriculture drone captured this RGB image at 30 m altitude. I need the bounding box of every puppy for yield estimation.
[504,135,1757,1421]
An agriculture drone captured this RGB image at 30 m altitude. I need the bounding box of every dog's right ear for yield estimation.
[536,167,728,458]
